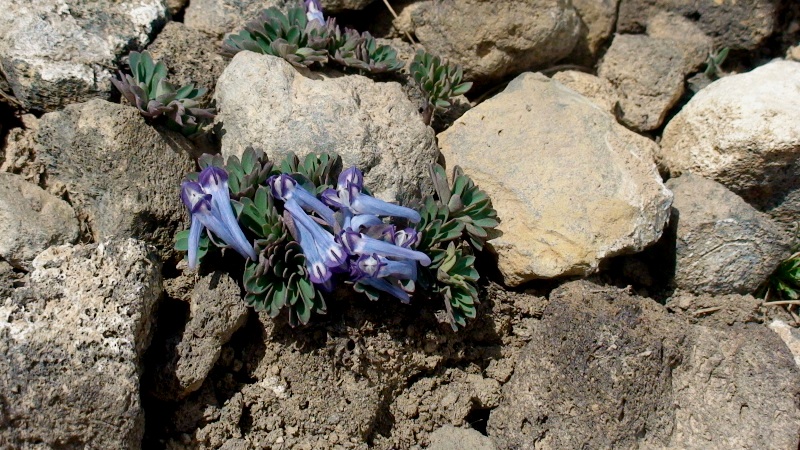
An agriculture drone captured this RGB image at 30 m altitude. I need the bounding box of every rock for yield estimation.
[616,0,779,51]
[667,291,765,328]
[30,99,196,258]
[184,0,286,38]
[769,320,800,369]
[0,239,162,448]
[146,21,229,106]
[429,425,497,450]
[438,72,672,285]
[149,271,248,400]
[0,0,168,112]
[321,0,374,13]
[166,0,188,16]
[398,0,581,85]
[551,70,618,115]
[598,34,685,131]
[0,173,79,269]
[646,11,713,73]
[214,52,438,202]
[487,280,800,449]
[567,0,620,64]
[788,44,800,62]
[658,60,800,227]
[667,173,790,295]
[1,114,42,183]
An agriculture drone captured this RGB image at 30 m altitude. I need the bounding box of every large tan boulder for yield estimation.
[438,73,672,286]
[395,0,581,85]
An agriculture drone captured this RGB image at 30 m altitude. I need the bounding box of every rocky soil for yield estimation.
[2,0,800,449]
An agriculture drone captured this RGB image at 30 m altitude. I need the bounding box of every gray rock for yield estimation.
[215,52,438,202]
[149,271,248,400]
[1,114,42,183]
[659,60,800,228]
[184,0,286,37]
[31,99,196,259]
[0,239,162,448]
[146,22,229,107]
[646,11,713,73]
[616,0,779,51]
[667,174,790,295]
[397,0,581,85]
[0,173,79,269]
[438,72,672,285]
[598,34,685,131]
[487,280,800,450]
[320,0,374,13]
[769,320,800,369]
[429,425,497,450]
[0,0,168,112]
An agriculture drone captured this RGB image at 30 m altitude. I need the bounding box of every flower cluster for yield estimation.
[175,150,497,330]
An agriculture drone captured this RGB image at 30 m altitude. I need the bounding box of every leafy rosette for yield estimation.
[410,50,472,124]
[331,29,404,74]
[414,164,499,330]
[111,51,215,135]
[221,4,333,67]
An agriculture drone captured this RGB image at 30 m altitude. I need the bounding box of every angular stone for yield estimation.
[149,271,248,400]
[146,22,229,107]
[0,239,162,448]
[0,0,168,112]
[0,173,79,269]
[214,52,438,202]
[667,173,790,295]
[646,11,713,73]
[617,0,778,51]
[429,425,498,450]
[659,60,800,228]
[567,0,620,63]
[31,99,196,259]
[398,0,581,85]
[598,34,685,131]
[487,281,800,450]
[438,73,672,285]
[551,70,618,115]
[184,0,286,37]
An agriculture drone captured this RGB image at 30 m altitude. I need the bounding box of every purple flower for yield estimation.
[349,254,413,303]
[181,167,257,269]
[283,198,347,284]
[304,0,325,25]
[269,174,336,226]
[339,230,431,266]
[321,167,421,223]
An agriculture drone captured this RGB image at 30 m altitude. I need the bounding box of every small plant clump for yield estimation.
[219,1,472,123]
[175,149,498,330]
[704,47,730,80]
[410,50,473,125]
[758,251,800,301]
[112,51,215,135]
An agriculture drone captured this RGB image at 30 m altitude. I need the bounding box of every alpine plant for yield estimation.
[112,51,215,135]
[175,150,497,330]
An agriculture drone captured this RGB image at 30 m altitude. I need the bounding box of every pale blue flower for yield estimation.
[181,167,257,269]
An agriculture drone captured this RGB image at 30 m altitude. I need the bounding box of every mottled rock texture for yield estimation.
[438,72,672,285]
[0,239,162,448]
[667,173,790,295]
[0,172,79,269]
[214,52,438,202]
